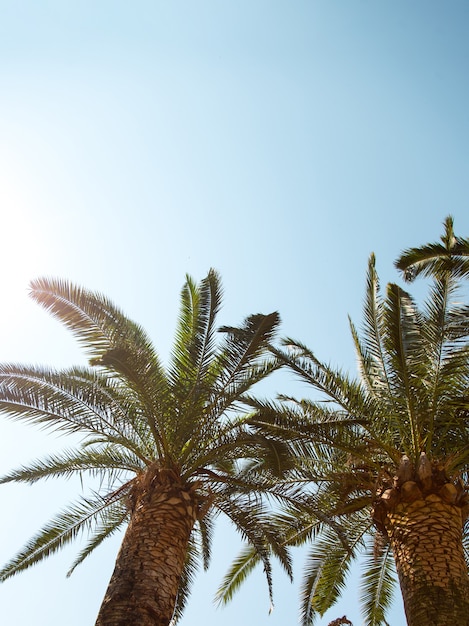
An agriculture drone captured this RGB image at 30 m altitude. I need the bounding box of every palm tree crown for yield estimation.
[0,270,293,625]
[396,215,469,281]
[246,244,469,625]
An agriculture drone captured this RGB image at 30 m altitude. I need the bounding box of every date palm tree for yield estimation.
[242,244,469,625]
[0,270,293,626]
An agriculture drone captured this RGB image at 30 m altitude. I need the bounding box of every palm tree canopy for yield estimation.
[396,215,469,281]
[240,252,469,625]
[0,270,294,620]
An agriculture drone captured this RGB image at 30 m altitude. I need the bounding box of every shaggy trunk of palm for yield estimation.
[385,492,469,626]
[95,468,200,626]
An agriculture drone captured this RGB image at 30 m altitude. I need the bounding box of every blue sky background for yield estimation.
[1,2,469,624]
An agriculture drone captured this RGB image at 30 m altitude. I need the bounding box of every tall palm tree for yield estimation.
[0,270,293,626]
[239,248,469,626]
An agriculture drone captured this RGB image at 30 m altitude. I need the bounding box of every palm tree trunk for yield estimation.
[386,492,469,626]
[95,469,199,626]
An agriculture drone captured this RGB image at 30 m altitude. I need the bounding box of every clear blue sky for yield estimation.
[1,2,468,624]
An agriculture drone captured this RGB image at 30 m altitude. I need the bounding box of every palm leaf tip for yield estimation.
[214,545,261,606]
[220,311,280,334]
[219,313,281,357]
[27,277,116,356]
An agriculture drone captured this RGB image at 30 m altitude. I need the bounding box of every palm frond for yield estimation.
[169,269,222,394]
[208,357,281,421]
[274,340,372,421]
[418,273,469,451]
[0,364,153,463]
[396,216,469,281]
[214,495,292,609]
[300,536,352,626]
[0,491,128,581]
[197,511,215,570]
[215,544,262,606]
[383,284,423,456]
[300,517,371,626]
[30,278,160,374]
[351,255,394,402]
[0,446,143,485]
[214,312,281,401]
[66,499,129,576]
[360,535,396,626]
[30,277,169,453]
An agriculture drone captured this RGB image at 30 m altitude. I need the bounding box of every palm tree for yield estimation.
[242,247,469,625]
[0,270,293,626]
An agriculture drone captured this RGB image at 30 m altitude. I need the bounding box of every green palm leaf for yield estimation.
[0,365,153,463]
[300,530,354,626]
[66,500,129,576]
[214,312,281,399]
[0,446,142,485]
[360,535,396,626]
[396,216,469,280]
[215,544,262,606]
[30,278,170,453]
[383,284,424,456]
[30,278,161,377]
[0,492,127,581]
[169,269,222,394]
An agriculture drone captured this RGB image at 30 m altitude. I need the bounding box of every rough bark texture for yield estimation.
[95,467,200,626]
[385,493,469,626]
